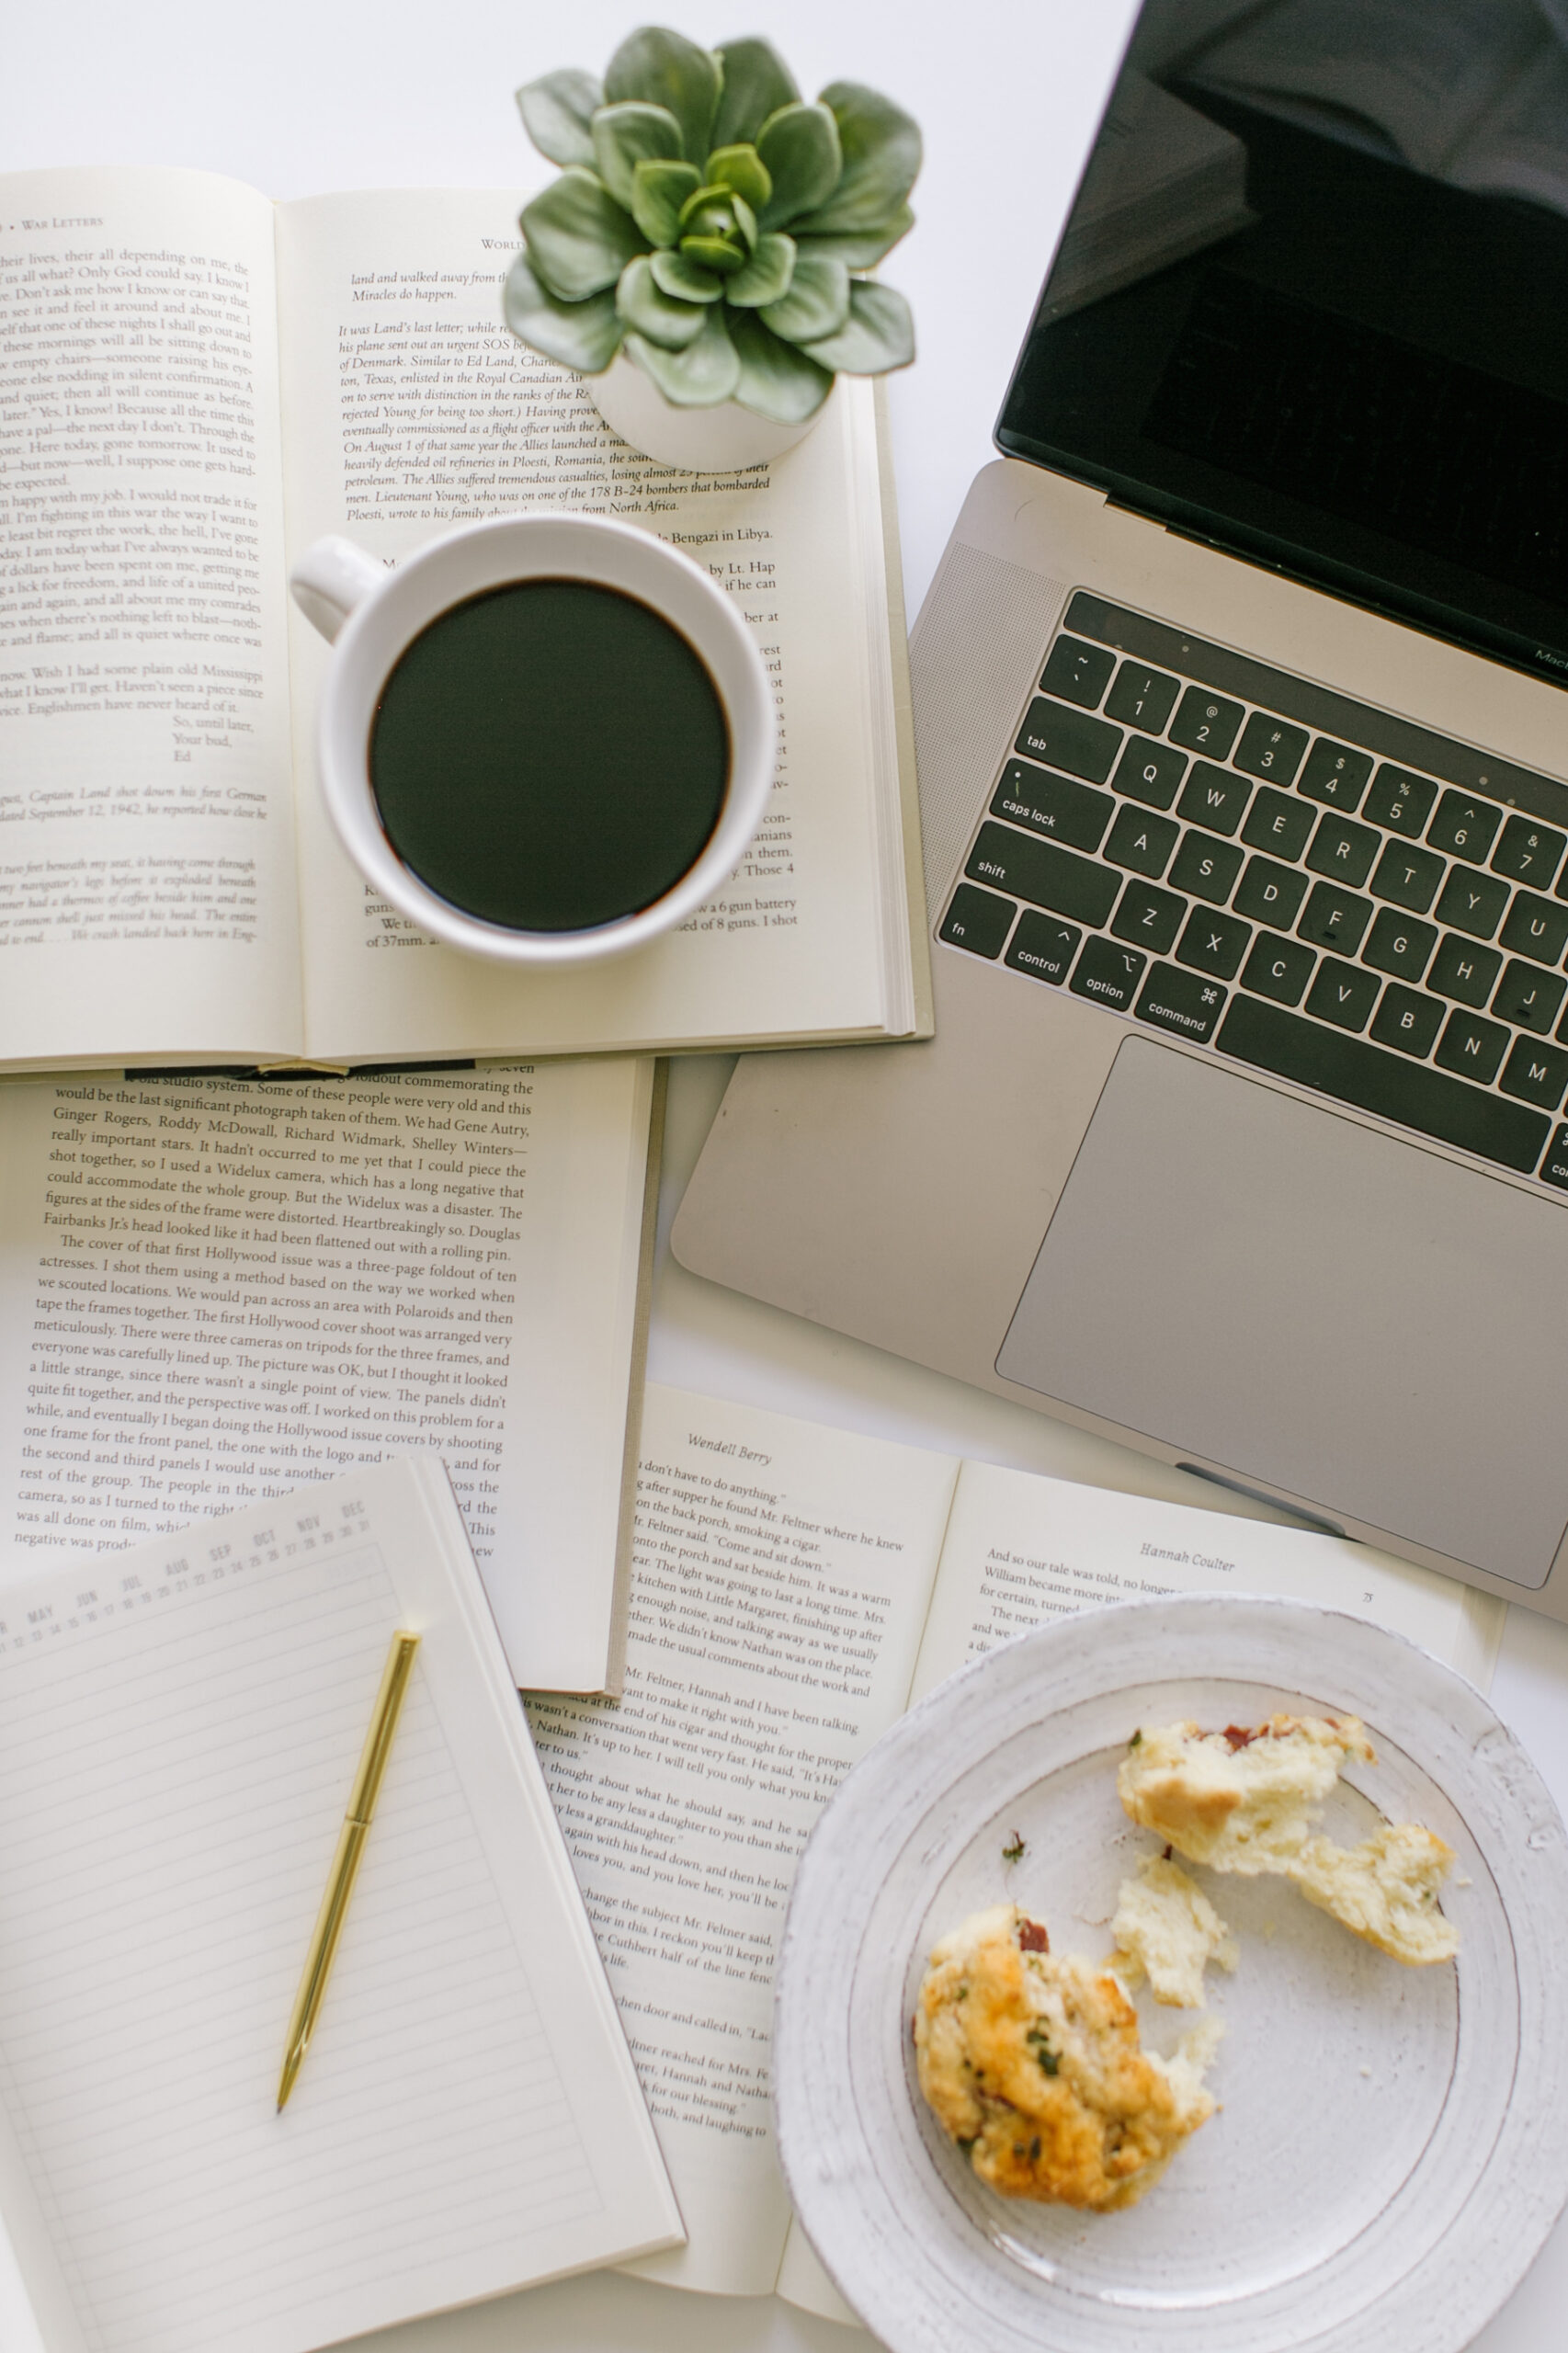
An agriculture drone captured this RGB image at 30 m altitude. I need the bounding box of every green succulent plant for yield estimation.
[504,26,919,422]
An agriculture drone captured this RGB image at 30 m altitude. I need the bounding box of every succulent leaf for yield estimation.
[732,193,758,251]
[626,306,742,406]
[680,233,748,277]
[517,68,603,168]
[724,232,795,308]
[591,101,685,210]
[503,252,624,372]
[710,37,799,150]
[758,252,848,344]
[521,166,648,301]
[604,25,720,166]
[730,311,835,423]
[799,278,915,374]
[802,82,922,233]
[651,247,724,302]
[631,158,702,246]
[755,102,843,228]
[615,254,709,349]
[792,205,915,270]
[706,142,772,213]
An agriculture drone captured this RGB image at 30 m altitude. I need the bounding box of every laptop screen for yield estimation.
[997,0,1568,689]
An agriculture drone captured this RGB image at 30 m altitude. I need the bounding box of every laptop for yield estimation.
[673,0,1568,1615]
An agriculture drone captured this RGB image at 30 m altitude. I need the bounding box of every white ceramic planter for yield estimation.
[587,350,821,472]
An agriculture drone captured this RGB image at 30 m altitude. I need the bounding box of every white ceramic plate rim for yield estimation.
[775,1595,1568,2353]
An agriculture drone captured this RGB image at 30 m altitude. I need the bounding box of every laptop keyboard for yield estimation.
[938,590,1568,1187]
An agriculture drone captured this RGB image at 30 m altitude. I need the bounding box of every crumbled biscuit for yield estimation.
[915,1904,1219,2211]
[1118,1716,1458,1964]
[1111,1853,1238,2006]
[1118,1714,1373,1871]
[1290,1824,1459,1964]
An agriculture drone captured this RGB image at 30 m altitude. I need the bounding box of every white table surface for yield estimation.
[8,5,1568,2347]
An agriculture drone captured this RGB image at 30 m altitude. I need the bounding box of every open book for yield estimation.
[0,166,929,1072]
[1188,0,1568,215]
[0,1459,683,2353]
[526,1383,1504,2320]
[0,1059,662,1694]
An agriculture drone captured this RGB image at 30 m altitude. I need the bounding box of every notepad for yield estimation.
[0,1461,682,2353]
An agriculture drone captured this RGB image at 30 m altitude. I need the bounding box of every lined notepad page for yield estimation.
[0,1462,679,2353]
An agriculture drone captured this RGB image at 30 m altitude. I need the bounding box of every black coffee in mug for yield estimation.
[369,578,731,933]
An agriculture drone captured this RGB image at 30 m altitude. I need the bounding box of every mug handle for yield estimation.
[289,535,387,645]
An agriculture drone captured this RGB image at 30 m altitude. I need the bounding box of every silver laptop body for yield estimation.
[674,0,1568,1618]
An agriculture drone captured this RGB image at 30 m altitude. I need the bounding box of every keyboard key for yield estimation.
[1427,934,1503,1006]
[1427,788,1503,864]
[1006,911,1081,985]
[1499,890,1568,967]
[1305,813,1380,889]
[1040,634,1116,708]
[1369,838,1444,914]
[1104,802,1179,877]
[1241,932,1315,1006]
[1362,906,1437,982]
[1297,881,1373,955]
[1304,957,1379,1033]
[1111,879,1187,955]
[1363,763,1438,837]
[1070,934,1147,1011]
[1134,962,1227,1042]
[1494,959,1567,1035]
[991,761,1114,854]
[1176,761,1251,835]
[1169,686,1243,758]
[1234,854,1309,930]
[940,882,1015,959]
[1112,734,1188,810]
[1169,831,1244,904]
[966,822,1119,928]
[1215,994,1551,1172]
[1297,739,1373,809]
[1435,1008,1509,1086]
[1234,711,1309,785]
[1433,866,1509,939]
[1494,813,1566,889]
[1014,697,1123,784]
[1500,1035,1568,1112]
[1176,905,1252,980]
[1369,984,1444,1058]
[1106,661,1180,733]
[1541,1125,1568,1188]
[1241,785,1313,860]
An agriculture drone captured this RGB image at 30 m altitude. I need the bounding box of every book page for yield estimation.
[1188,0,1545,176]
[0,1460,680,2353]
[0,167,301,1066]
[524,1386,959,2295]
[272,188,906,1060]
[909,1456,1506,1701]
[0,1059,655,1691]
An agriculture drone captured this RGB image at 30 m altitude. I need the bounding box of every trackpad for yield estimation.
[996,1036,1568,1587]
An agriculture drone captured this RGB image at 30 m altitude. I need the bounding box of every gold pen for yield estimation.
[277,1629,421,2111]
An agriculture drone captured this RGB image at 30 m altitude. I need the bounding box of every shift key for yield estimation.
[966,821,1119,929]
[1014,696,1123,784]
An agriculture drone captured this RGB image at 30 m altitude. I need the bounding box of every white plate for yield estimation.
[774,1597,1568,2353]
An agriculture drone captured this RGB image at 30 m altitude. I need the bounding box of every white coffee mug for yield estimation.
[289,512,776,965]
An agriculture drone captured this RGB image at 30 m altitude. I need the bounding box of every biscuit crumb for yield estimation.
[1111,1853,1237,2007]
